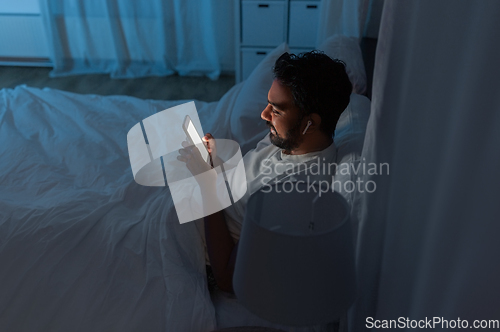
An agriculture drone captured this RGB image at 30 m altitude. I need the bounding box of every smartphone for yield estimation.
[182,115,211,165]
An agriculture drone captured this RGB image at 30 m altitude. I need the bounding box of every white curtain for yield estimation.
[40,0,224,79]
[317,0,372,44]
[351,0,500,330]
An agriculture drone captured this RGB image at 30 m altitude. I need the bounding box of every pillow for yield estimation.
[333,93,371,211]
[198,81,245,140]
[335,93,371,165]
[318,34,367,95]
[230,43,290,154]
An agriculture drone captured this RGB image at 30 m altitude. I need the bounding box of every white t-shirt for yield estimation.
[223,134,337,243]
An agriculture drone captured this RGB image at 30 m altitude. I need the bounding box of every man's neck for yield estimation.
[284,135,333,155]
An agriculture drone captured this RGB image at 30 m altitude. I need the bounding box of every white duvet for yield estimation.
[0,85,224,332]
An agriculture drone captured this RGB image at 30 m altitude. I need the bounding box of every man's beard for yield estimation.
[267,118,303,153]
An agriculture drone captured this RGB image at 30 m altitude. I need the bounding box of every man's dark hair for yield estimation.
[273,51,352,136]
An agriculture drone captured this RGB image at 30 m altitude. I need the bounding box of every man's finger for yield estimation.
[203,133,214,142]
[203,134,215,152]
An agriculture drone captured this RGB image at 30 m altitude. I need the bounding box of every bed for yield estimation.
[0,35,370,332]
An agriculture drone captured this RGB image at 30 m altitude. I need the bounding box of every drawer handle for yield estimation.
[307,5,318,9]
[258,4,269,8]
[256,51,267,55]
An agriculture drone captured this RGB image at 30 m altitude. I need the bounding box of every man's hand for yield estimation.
[203,132,226,168]
[202,133,219,167]
[202,133,217,160]
[178,133,237,293]
[177,140,212,177]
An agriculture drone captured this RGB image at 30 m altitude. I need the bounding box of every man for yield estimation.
[178,51,352,293]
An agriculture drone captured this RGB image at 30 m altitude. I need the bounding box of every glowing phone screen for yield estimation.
[186,121,209,162]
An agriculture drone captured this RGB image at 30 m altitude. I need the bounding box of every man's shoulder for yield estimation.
[254,134,273,151]
[245,142,278,161]
[243,134,276,157]
[241,135,281,171]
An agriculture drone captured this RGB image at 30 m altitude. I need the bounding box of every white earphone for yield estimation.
[302,120,312,135]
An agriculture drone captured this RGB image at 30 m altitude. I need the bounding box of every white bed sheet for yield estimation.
[0,85,220,332]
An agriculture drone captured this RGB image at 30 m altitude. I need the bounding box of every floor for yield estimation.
[0,66,236,102]
[0,38,376,103]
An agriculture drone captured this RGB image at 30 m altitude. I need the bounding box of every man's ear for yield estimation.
[302,113,322,135]
[307,113,322,132]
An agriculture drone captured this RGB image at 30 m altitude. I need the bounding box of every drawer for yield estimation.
[241,0,287,46]
[241,47,274,80]
[288,0,321,48]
